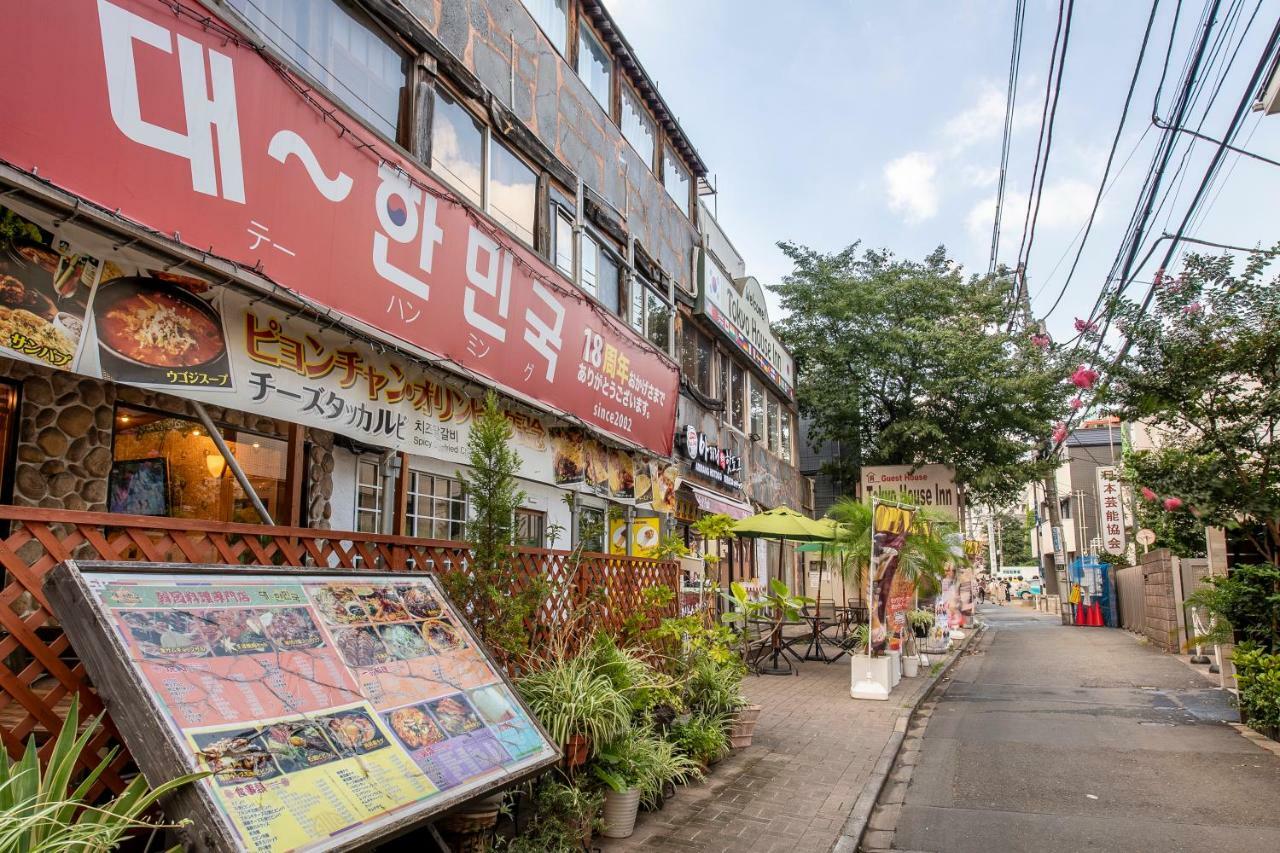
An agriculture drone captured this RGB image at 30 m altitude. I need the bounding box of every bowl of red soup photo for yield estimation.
[93,276,228,383]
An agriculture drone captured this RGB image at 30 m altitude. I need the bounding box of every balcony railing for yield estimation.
[0,505,677,794]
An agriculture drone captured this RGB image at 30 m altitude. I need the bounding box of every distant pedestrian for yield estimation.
[977,584,987,604]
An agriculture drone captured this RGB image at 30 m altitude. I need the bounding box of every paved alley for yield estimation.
[881,604,1280,853]
[600,643,955,853]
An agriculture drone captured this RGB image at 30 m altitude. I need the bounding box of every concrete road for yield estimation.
[889,604,1280,853]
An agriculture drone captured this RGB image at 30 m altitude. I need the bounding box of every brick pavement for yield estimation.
[600,649,949,853]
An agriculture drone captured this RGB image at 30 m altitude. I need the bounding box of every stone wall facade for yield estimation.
[0,358,335,526]
[1141,548,1179,652]
[400,0,700,290]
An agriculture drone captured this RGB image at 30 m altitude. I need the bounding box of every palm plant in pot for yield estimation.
[593,728,701,838]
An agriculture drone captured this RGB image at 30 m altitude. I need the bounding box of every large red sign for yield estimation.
[0,0,677,455]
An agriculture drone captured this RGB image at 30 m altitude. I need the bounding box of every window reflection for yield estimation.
[431,88,485,205]
[490,141,536,245]
[577,24,612,112]
[229,0,407,139]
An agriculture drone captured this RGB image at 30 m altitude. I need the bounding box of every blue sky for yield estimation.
[605,0,1280,341]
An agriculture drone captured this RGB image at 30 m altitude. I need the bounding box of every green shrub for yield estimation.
[0,695,205,853]
[1232,643,1280,734]
[501,778,602,853]
[592,728,701,809]
[1186,564,1280,653]
[668,712,730,766]
[683,655,745,717]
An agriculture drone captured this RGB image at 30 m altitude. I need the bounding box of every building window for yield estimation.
[580,234,599,299]
[578,506,605,552]
[431,88,485,206]
[355,458,384,534]
[750,381,765,439]
[598,248,621,315]
[663,148,690,216]
[621,84,655,168]
[110,406,288,523]
[781,413,793,463]
[580,233,622,315]
[489,140,537,246]
[406,472,467,540]
[730,362,746,432]
[521,0,567,55]
[577,23,612,114]
[718,353,731,415]
[516,508,547,547]
[229,0,408,140]
[630,275,670,352]
[553,206,575,277]
[681,327,713,396]
[767,396,779,453]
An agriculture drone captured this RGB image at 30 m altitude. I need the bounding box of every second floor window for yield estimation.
[431,88,484,206]
[681,327,713,396]
[580,233,622,315]
[630,276,670,353]
[750,382,765,439]
[730,362,746,432]
[577,24,612,114]
[490,141,537,246]
[229,0,408,140]
[553,206,574,277]
[767,396,780,453]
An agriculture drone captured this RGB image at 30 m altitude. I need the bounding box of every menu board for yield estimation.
[45,564,558,853]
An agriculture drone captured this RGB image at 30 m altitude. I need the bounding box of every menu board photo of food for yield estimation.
[551,427,585,484]
[91,265,233,390]
[51,568,558,853]
[0,205,100,371]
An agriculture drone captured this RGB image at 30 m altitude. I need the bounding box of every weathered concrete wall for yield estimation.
[401,0,699,289]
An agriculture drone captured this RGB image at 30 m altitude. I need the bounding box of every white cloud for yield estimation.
[941,83,1039,154]
[965,179,1102,258]
[962,164,1000,188]
[1034,179,1100,229]
[884,152,939,223]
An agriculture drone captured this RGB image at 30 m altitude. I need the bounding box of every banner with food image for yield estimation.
[71,569,557,853]
[0,205,100,371]
[648,459,683,514]
[89,262,234,390]
[608,517,662,556]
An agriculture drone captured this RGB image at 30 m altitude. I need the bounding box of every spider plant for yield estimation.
[0,694,206,853]
[516,652,631,753]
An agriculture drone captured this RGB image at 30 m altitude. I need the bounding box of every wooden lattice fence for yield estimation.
[0,505,677,794]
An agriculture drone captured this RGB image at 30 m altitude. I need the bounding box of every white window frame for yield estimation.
[355,458,384,534]
[406,471,468,541]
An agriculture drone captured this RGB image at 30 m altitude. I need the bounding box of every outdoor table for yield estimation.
[750,617,805,676]
[797,612,848,663]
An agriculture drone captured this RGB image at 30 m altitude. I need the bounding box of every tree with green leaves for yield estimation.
[442,391,543,663]
[1082,247,1280,567]
[771,243,1068,506]
[998,510,1035,566]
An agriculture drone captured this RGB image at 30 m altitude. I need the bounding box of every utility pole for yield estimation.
[1011,262,1067,597]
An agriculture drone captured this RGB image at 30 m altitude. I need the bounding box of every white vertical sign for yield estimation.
[1095,466,1127,556]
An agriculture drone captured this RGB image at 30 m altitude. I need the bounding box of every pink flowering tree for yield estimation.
[1080,247,1280,566]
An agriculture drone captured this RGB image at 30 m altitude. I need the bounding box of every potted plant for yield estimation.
[516,652,631,769]
[594,728,701,837]
[901,632,920,677]
[906,608,935,638]
[0,695,205,849]
[502,777,604,851]
[669,712,731,770]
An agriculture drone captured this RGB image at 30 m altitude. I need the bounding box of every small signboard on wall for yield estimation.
[44,562,559,853]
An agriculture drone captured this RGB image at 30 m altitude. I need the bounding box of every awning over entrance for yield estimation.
[685,483,753,520]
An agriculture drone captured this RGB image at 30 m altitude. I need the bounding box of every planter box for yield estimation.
[889,649,902,686]
[851,654,894,700]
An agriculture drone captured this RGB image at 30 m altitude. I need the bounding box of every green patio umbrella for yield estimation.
[731,507,834,596]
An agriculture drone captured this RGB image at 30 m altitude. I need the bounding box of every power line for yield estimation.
[1038,0,1164,322]
[990,0,1029,275]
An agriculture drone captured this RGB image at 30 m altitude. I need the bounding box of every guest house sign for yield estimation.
[0,0,678,456]
[45,562,558,853]
[696,253,794,399]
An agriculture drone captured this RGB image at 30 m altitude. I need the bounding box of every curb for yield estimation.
[829,624,987,853]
